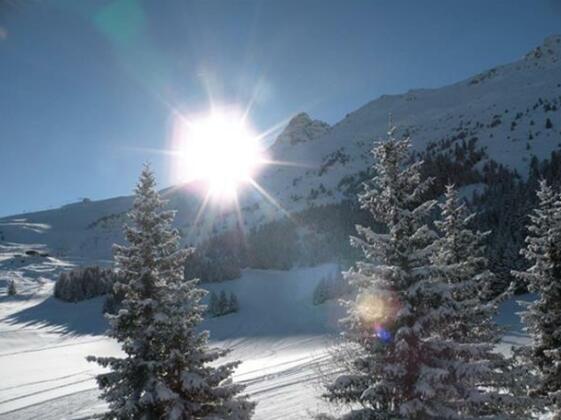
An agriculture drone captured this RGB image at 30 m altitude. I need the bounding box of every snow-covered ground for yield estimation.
[0,241,349,419]
[0,240,533,419]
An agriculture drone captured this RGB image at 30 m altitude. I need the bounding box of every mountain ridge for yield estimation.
[1,35,561,259]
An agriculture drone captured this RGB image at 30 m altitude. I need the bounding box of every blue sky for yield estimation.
[1,0,560,216]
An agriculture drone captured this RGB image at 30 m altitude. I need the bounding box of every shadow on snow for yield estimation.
[2,295,108,336]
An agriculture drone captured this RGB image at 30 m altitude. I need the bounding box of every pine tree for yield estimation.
[228,292,239,313]
[313,277,329,305]
[322,131,530,419]
[218,290,229,316]
[513,179,561,418]
[208,291,219,317]
[324,130,442,418]
[7,279,16,296]
[432,185,533,417]
[433,185,496,337]
[88,165,255,419]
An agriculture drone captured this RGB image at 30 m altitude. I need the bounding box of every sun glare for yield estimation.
[172,109,266,199]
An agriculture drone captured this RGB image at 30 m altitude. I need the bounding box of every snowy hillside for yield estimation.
[0,239,343,419]
[0,240,531,420]
[1,35,561,258]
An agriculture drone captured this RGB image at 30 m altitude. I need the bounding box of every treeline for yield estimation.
[185,201,372,283]
[184,229,245,282]
[417,135,486,199]
[54,266,115,302]
[473,151,561,293]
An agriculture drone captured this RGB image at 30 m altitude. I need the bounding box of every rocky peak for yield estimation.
[274,113,331,147]
[524,34,561,63]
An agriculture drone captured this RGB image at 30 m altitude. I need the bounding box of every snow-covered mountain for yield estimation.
[2,35,561,258]
[272,112,331,148]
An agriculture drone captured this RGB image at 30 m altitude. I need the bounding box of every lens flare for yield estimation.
[356,293,388,324]
[356,292,397,344]
[373,323,392,343]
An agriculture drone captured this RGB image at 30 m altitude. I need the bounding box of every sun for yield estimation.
[172,108,266,199]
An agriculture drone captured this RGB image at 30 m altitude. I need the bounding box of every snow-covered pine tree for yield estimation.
[513,179,561,418]
[432,185,534,417]
[433,184,496,340]
[322,130,530,419]
[7,279,16,296]
[88,165,255,419]
[323,129,442,418]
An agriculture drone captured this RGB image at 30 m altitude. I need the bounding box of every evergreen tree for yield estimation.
[324,130,442,418]
[433,185,496,336]
[208,291,219,317]
[313,277,330,305]
[432,185,533,417]
[54,266,114,302]
[88,165,255,419]
[513,179,561,418]
[218,290,229,316]
[7,279,16,296]
[228,292,239,313]
[322,131,529,419]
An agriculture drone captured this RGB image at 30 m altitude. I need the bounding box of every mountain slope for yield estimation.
[1,35,561,258]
